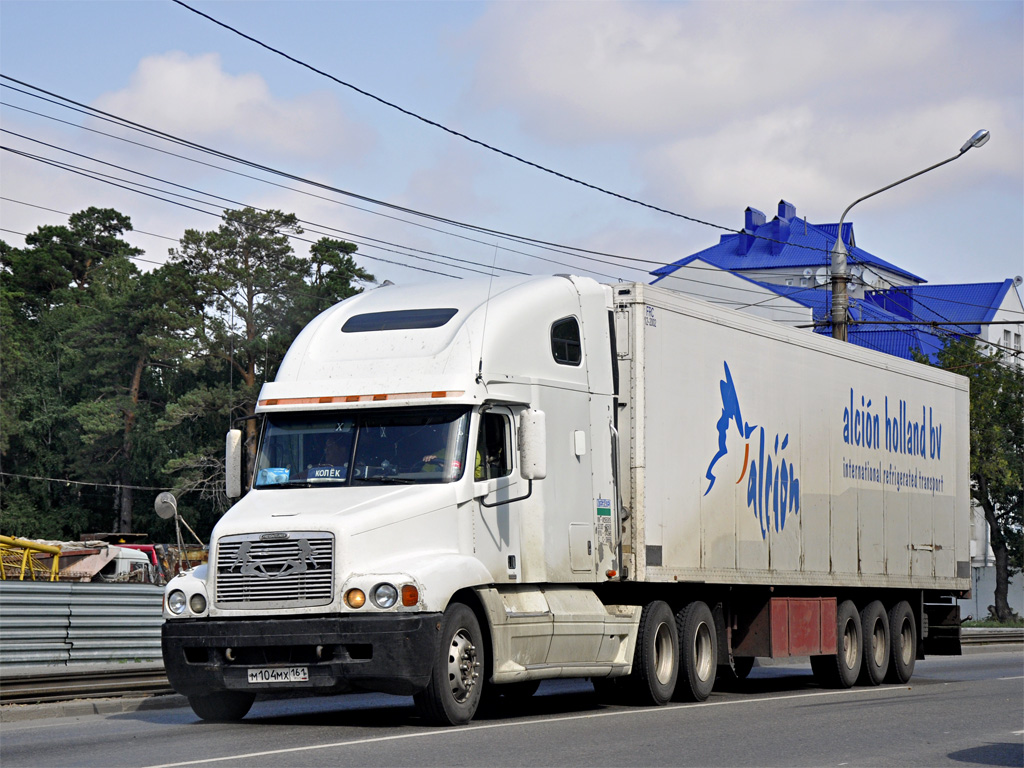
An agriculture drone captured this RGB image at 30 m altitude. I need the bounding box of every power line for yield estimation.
[2,127,530,277]
[0,76,849,268]
[4,78,1016,322]
[170,2,964,277]
[0,81,638,281]
[0,127,821,301]
[0,196,178,242]
[0,77,652,269]
[1,146,466,279]
[169,0,737,236]
[0,134,509,278]
[0,471,172,492]
[2,99,590,272]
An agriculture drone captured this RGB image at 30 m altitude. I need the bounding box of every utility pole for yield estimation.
[831,129,990,341]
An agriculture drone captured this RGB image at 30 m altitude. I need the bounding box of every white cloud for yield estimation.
[468,1,1017,140]
[465,0,1022,223]
[93,52,373,160]
[645,97,1017,217]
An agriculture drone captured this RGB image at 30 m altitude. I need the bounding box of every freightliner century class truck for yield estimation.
[161,275,971,725]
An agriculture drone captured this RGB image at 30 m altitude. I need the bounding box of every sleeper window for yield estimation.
[551,317,582,366]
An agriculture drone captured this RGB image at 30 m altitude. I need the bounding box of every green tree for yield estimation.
[1,208,151,537]
[165,208,371,496]
[2,206,371,543]
[924,338,1023,621]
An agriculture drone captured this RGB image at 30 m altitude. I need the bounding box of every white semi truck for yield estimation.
[161,275,970,724]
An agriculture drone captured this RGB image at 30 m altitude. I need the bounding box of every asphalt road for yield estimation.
[2,649,1021,768]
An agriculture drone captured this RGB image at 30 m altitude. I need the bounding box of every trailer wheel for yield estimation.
[413,602,484,725]
[885,600,917,684]
[674,601,718,701]
[187,691,254,721]
[858,600,890,686]
[811,599,862,688]
[627,600,678,706]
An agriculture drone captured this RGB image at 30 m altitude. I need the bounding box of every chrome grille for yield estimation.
[215,532,334,609]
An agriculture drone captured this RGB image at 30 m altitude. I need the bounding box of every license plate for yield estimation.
[247,666,308,684]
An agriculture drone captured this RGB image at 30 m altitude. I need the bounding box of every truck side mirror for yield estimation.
[519,409,547,480]
[226,429,243,498]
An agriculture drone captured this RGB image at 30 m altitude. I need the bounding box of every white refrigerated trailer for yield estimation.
[161,275,970,724]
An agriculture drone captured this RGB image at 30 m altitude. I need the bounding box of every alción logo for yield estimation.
[704,361,800,540]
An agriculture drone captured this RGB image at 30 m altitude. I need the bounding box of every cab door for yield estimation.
[473,407,521,582]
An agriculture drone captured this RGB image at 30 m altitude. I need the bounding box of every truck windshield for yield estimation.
[253,407,471,489]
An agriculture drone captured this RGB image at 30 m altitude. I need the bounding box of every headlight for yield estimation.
[189,593,208,614]
[345,588,366,609]
[168,590,187,615]
[371,583,398,609]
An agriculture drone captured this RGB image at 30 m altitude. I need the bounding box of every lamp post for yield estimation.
[830,129,990,341]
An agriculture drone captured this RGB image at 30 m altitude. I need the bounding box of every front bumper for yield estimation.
[161,613,442,697]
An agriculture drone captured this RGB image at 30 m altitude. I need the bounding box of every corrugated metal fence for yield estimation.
[0,582,163,668]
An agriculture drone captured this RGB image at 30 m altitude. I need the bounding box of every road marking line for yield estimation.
[997,676,1023,681]
[140,686,905,768]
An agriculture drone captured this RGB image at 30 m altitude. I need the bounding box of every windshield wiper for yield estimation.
[258,480,344,489]
[355,476,418,485]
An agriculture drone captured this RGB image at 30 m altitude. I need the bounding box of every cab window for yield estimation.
[551,317,582,366]
[476,412,511,481]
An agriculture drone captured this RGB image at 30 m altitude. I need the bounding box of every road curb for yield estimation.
[0,693,188,723]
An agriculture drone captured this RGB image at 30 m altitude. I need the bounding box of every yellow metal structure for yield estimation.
[0,535,62,581]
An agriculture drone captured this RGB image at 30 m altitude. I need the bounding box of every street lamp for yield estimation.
[830,129,990,341]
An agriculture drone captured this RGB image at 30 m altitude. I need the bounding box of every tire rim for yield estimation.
[842,619,858,669]
[447,627,479,703]
[898,618,913,666]
[693,621,713,682]
[653,621,676,685]
[871,619,886,667]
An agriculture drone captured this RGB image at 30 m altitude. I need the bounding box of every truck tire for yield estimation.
[413,602,484,725]
[885,600,917,684]
[810,599,862,688]
[674,601,717,701]
[627,600,678,706]
[186,691,255,721]
[858,600,890,686]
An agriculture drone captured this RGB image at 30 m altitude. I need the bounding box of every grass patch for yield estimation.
[962,618,1024,628]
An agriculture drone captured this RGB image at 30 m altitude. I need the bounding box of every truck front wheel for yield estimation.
[414,603,484,725]
[627,600,678,706]
[187,691,255,721]
[674,601,717,701]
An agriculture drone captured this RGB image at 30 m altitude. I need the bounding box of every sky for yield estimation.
[1,0,1022,290]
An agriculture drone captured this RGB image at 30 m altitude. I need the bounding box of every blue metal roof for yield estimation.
[652,201,925,283]
[751,280,952,363]
[864,281,1014,334]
